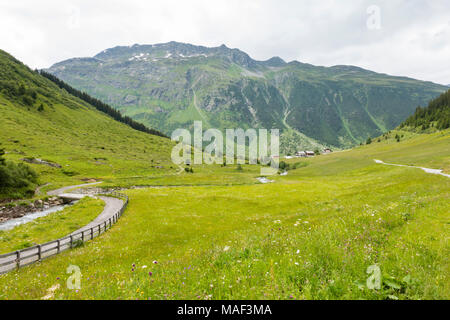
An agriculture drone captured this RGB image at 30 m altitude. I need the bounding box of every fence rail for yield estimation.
[0,191,128,275]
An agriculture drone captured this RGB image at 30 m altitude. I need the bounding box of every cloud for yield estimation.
[0,0,449,84]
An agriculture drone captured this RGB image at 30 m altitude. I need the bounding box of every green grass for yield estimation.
[0,197,104,253]
[0,131,448,300]
[101,163,261,188]
[0,48,177,197]
[281,129,450,177]
[0,95,176,187]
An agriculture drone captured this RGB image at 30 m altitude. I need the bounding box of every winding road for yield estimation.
[46,182,124,234]
[0,182,124,274]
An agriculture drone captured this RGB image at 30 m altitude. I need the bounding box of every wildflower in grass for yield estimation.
[142,265,147,269]
[153,260,158,264]
[148,272,152,276]
[223,246,230,251]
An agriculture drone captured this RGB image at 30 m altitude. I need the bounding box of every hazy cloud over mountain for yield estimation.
[1,0,449,84]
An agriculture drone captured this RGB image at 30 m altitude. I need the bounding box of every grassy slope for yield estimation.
[0,131,448,300]
[283,129,450,177]
[0,50,264,192]
[0,49,176,196]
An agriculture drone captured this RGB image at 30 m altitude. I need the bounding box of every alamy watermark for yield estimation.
[366,264,382,289]
[366,5,381,30]
[171,121,280,175]
[66,5,81,30]
[67,264,81,290]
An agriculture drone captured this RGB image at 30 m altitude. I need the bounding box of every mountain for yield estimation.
[46,41,448,153]
[0,49,175,197]
[400,89,450,130]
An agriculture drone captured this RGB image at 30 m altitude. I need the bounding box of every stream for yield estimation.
[374,159,450,178]
[0,201,76,231]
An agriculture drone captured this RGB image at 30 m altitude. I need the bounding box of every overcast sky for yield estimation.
[1,0,449,84]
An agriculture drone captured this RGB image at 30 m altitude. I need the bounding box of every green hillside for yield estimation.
[400,89,450,131]
[46,42,447,153]
[0,49,175,198]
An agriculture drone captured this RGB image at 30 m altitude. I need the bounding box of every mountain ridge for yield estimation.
[46,41,448,153]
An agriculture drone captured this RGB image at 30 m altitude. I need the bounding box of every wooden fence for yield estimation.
[0,192,128,275]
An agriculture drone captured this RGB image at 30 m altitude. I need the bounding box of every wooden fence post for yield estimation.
[57,240,60,253]
[70,235,73,248]
[91,227,94,240]
[16,251,20,270]
[38,245,42,261]
[82,231,84,242]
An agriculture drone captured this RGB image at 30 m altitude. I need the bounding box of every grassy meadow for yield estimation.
[0,130,448,300]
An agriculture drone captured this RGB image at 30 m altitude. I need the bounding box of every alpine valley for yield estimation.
[46,41,447,153]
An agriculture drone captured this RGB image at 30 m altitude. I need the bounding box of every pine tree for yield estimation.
[0,144,5,165]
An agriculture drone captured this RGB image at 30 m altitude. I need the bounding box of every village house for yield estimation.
[305,151,315,157]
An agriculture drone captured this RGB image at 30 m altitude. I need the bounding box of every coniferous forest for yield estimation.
[400,89,450,130]
[39,70,168,138]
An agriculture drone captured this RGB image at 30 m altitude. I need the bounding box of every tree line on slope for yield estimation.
[400,89,450,131]
[0,145,38,200]
[0,80,39,108]
[39,71,168,138]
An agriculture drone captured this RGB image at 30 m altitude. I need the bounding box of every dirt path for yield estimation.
[34,183,51,196]
[374,159,450,178]
[47,181,102,196]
